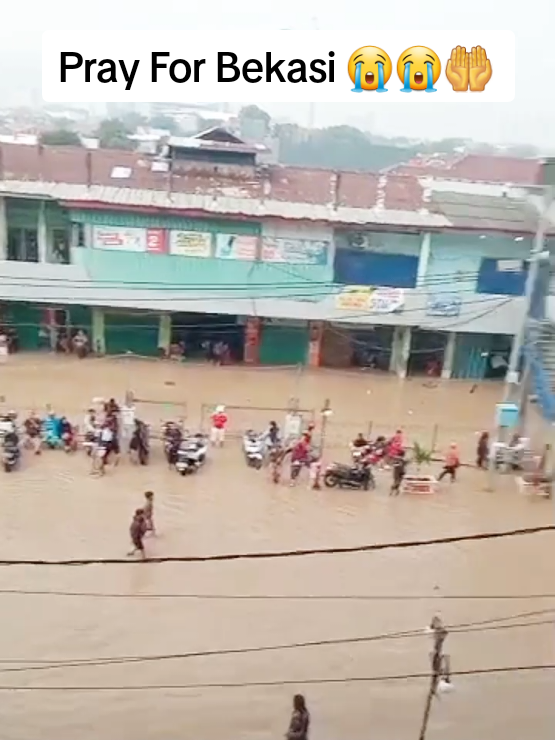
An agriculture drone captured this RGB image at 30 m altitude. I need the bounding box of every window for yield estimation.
[49,228,70,264]
[7,227,39,262]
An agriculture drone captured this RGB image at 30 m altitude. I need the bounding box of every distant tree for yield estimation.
[239,105,271,139]
[149,114,181,134]
[40,129,82,147]
[96,118,134,150]
[120,111,147,130]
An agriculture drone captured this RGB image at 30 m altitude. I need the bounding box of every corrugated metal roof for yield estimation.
[429,192,541,232]
[388,153,543,185]
[0,180,450,229]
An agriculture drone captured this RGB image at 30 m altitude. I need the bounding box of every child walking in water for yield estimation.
[143,491,155,535]
[128,509,147,559]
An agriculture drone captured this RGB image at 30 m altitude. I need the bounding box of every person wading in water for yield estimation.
[286,694,310,740]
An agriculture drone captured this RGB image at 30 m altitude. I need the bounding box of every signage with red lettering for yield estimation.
[146,229,168,254]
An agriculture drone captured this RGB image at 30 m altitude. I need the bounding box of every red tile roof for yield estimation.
[388,153,543,185]
[0,142,425,212]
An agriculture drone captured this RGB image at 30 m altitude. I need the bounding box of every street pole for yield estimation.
[418,616,449,740]
[504,186,553,409]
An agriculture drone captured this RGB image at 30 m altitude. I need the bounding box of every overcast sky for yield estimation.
[0,0,549,149]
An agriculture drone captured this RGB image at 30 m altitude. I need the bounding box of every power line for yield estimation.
[0,525,550,567]
[0,664,551,691]
[1,588,553,601]
[0,268,486,290]
[0,613,551,675]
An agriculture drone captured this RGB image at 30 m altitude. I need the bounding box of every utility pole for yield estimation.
[418,616,450,740]
[504,163,555,417]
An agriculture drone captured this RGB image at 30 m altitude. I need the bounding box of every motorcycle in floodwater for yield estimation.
[324,461,375,490]
[175,434,208,476]
[243,431,264,469]
[2,435,20,472]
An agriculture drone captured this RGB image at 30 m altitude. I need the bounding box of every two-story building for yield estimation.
[0,128,548,379]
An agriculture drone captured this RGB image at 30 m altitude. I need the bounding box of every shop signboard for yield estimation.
[426,294,462,317]
[92,226,146,252]
[169,231,212,257]
[335,286,404,313]
[261,237,329,265]
[215,234,257,260]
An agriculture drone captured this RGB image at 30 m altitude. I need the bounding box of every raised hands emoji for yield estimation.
[446,46,469,92]
[469,46,492,91]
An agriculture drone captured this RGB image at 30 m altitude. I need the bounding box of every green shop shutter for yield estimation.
[3,303,44,350]
[104,312,159,357]
[68,305,93,333]
[259,323,308,366]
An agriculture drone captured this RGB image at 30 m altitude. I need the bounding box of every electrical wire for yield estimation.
[0,664,551,691]
[0,588,553,601]
[0,268,488,289]
[0,525,551,567]
[0,609,552,673]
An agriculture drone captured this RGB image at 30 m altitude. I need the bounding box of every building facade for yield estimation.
[0,132,549,380]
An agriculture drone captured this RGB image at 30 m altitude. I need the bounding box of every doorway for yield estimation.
[408,330,447,376]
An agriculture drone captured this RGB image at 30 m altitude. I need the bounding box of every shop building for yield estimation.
[0,132,551,379]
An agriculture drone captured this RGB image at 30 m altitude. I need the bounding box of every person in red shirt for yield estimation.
[438,443,460,482]
[210,405,228,447]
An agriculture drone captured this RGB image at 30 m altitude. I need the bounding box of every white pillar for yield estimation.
[38,200,48,263]
[0,197,6,259]
[441,332,456,379]
[391,326,411,378]
[506,330,521,385]
[417,232,431,287]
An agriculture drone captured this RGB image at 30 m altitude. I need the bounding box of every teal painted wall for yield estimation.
[69,209,260,235]
[427,233,532,294]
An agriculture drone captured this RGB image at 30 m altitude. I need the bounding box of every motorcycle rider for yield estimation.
[288,437,310,486]
[352,433,369,449]
[163,421,182,466]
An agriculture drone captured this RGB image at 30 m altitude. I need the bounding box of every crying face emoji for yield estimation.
[348,46,392,92]
[397,46,441,92]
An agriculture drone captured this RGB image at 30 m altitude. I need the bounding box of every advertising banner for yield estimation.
[93,226,146,252]
[169,231,212,257]
[261,237,329,265]
[335,286,404,313]
[215,234,258,260]
[426,294,462,317]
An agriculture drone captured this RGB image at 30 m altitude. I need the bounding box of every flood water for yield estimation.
[0,355,553,740]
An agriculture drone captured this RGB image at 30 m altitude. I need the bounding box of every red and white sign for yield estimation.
[93,226,146,252]
[146,228,168,254]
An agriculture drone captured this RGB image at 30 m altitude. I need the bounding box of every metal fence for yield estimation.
[200,402,316,438]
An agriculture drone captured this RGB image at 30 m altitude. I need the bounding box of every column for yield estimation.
[417,232,431,287]
[243,317,260,364]
[37,200,48,263]
[158,314,171,356]
[0,197,6,259]
[506,330,521,385]
[92,308,105,355]
[307,321,324,367]
[399,326,411,378]
[390,326,411,378]
[441,332,456,379]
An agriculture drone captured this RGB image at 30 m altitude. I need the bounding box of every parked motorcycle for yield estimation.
[243,431,264,469]
[176,434,208,475]
[324,461,375,490]
[2,435,20,472]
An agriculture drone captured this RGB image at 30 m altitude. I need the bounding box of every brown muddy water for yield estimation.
[0,355,553,740]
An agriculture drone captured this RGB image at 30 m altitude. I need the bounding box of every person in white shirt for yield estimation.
[0,332,8,363]
[120,403,136,453]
